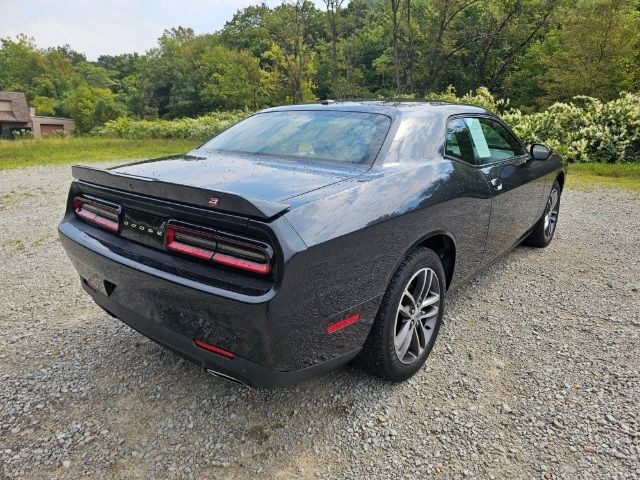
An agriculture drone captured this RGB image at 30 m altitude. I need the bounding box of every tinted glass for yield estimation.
[200,111,392,165]
[445,118,476,164]
[464,117,526,165]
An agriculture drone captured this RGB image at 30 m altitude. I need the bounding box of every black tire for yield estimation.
[523,180,562,248]
[358,247,446,382]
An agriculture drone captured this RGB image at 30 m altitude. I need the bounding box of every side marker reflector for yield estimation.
[194,339,235,359]
[327,313,361,334]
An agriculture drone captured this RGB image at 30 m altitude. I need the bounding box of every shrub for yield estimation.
[428,86,510,114]
[11,129,33,140]
[433,88,640,163]
[503,93,640,163]
[94,111,247,141]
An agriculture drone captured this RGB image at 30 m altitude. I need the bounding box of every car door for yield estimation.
[443,117,493,278]
[453,115,544,261]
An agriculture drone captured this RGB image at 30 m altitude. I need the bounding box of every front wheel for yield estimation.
[523,180,561,248]
[359,247,445,382]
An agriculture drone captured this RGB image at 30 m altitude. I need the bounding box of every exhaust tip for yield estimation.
[206,368,249,387]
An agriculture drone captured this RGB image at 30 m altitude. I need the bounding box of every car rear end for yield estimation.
[58,106,399,387]
[58,170,371,388]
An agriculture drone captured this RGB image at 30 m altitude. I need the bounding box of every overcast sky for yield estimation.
[0,0,329,60]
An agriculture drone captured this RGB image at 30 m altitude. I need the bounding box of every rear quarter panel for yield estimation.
[284,158,492,317]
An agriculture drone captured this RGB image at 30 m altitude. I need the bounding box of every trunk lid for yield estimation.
[73,152,360,220]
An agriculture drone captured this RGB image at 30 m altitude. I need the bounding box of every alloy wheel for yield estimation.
[394,268,441,365]
[544,188,560,239]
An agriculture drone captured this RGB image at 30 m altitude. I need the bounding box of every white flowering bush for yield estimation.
[428,86,511,113]
[504,93,640,163]
[93,90,639,163]
[94,111,247,140]
[441,88,639,163]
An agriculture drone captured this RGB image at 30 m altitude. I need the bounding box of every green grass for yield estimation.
[568,162,640,191]
[0,137,200,170]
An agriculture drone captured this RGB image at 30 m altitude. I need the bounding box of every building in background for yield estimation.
[0,91,75,138]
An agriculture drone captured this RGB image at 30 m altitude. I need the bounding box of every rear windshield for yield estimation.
[199,110,391,165]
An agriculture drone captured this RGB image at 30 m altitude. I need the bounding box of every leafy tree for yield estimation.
[30,96,57,116]
[388,0,404,93]
[76,62,115,89]
[62,85,125,132]
[321,0,347,94]
[199,46,273,110]
[264,1,322,103]
[220,4,274,58]
[541,0,640,103]
[0,35,46,94]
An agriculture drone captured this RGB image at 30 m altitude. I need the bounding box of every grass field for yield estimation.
[0,137,199,170]
[568,162,640,191]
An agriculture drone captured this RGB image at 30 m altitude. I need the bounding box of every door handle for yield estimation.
[490,178,503,191]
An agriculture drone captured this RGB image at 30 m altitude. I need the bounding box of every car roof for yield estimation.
[260,100,491,117]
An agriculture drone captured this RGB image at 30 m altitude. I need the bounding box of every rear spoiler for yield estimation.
[71,165,290,220]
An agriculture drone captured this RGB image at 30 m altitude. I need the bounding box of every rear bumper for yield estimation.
[84,283,359,388]
[58,218,379,387]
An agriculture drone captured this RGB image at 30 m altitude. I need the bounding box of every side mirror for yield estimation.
[530,143,551,161]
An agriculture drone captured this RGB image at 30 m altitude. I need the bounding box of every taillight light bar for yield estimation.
[165,224,272,275]
[73,196,120,232]
[165,224,217,260]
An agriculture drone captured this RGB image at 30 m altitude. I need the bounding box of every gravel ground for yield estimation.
[1,163,639,480]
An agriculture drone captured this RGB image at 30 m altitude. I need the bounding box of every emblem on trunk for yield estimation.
[208,196,219,207]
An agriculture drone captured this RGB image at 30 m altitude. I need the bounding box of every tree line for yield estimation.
[1,0,638,132]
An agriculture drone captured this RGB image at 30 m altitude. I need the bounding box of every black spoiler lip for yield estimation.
[71,165,290,221]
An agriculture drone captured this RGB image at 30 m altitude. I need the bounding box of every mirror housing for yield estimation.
[530,143,551,161]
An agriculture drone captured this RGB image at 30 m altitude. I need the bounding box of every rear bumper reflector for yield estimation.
[194,339,236,359]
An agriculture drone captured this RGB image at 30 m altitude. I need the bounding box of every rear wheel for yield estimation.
[359,247,445,381]
[523,180,561,248]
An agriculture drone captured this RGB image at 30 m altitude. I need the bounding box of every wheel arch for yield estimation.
[391,232,456,291]
[417,233,456,290]
[556,170,566,191]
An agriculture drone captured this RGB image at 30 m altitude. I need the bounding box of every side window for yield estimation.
[445,118,475,164]
[464,117,526,165]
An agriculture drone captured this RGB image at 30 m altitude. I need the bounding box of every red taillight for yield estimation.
[74,196,120,232]
[165,225,216,260]
[194,339,235,359]
[327,313,361,334]
[165,224,272,275]
[212,252,271,275]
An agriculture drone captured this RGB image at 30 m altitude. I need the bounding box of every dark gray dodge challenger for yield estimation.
[59,101,566,387]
